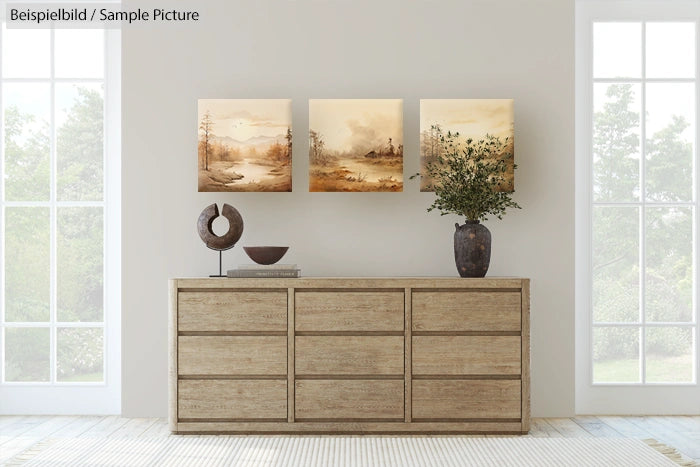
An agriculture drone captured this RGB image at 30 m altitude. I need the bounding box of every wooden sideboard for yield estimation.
[169,277,530,434]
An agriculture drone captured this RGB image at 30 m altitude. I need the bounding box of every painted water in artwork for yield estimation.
[420,99,514,192]
[309,99,403,192]
[198,99,292,192]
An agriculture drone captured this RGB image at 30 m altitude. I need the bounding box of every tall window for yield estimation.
[576,1,700,413]
[0,13,120,413]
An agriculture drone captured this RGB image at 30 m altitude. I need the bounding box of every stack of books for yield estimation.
[227,264,300,278]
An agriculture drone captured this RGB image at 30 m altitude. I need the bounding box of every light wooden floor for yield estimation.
[1,416,699,464]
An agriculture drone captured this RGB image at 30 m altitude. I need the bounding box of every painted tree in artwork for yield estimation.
[309,129,327,165]
[199,111,214,171]
[285,127,292,164]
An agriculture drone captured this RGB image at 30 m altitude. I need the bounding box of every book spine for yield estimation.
[237,264,297,270]
[227,270,300,278]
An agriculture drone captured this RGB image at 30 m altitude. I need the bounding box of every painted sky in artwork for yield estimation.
[198,99,290,141]
[420,99,513,140]
[309,99,403,153]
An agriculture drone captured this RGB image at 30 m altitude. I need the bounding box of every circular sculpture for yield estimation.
[197,203,244,251]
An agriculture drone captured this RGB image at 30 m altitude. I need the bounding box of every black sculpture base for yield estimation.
[209,250,226,278]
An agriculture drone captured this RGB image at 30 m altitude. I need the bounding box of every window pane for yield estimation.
[593,83,641,202]
[593,207,639,323]
[646,327,693,383]
[645,207,693,323]
[4,327,50,382]
[594,23,641,78]
[4,207,50,322]
[55,30,104,78]
[1,26,50,78]
[593,327,640,383]
[646,23,696,78]
[3,83,51,201]
[57,207,104,322]
[57,327,103,382]
[56,84,104,201]
[645,83,695,202]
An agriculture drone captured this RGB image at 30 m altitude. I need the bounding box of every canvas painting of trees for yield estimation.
[198,99,292,192]
[419,99,514,192]
[309,99,403,192]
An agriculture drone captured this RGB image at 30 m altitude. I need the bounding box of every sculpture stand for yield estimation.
[210,250,225,278]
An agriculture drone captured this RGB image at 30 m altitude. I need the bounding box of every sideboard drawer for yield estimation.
[295,380,404,420]
[412,380,521,420]
[178,291,287,332]
[412,291,521,332]
[295,291,403,331]
[413,336,521,375]
[178,380,287,420]
[296,336,404,375]
[178,336,287,375]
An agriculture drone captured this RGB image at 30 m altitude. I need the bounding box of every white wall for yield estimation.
[122,0,574,417]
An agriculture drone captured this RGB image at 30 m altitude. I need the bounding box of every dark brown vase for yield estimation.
[454,221,491,278]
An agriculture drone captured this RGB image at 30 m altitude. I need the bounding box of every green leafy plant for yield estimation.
[412,128,521,222]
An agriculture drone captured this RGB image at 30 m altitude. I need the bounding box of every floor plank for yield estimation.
[545,418,594,437]
[626,416,700,460]
[108,418,158,438]
[572,416,623,438]
[529,418,562,438]
[0,416,77,462]
[0,416,50,440]
[79,415,130,438]
[53,416,105,438]
[141,419,171,438]
[596,416,656,438]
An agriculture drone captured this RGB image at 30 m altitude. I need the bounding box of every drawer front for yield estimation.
[295,380,403,420]
[412,291,521,332]
[178,380,287,419]
[295,336,404,375]
[295,292,403,332]
[413,336,521,375]
[178,336,286,375]
[412,380,521,419]
[178,291,287,332]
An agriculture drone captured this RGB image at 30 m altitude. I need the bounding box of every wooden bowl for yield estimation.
[243,246,289,265]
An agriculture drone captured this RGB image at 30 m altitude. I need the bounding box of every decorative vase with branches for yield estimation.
[413,127,521,277]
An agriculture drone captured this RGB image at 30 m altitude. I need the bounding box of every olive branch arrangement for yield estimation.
[412,127,521,222]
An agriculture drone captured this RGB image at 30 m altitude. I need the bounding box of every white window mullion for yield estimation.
[48,26,57,385]
[0,22,5,387]
[695,17,700,385]
[639,21,648,384]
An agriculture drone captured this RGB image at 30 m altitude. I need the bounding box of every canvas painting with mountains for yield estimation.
[198,99,292,192]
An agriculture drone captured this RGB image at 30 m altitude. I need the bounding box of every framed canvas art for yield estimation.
[198,99,292,192]
[419,99,514,192]
[309,99,403,192]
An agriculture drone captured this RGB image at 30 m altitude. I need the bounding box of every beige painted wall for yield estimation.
[122,0,574,417]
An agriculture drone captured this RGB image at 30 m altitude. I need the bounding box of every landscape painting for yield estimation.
[309,99,403,192]
[420,99,514,192]
[198,99,292,192]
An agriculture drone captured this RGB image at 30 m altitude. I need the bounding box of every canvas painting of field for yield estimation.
[198,99,292,192]
[309,99,403,192]
[420,99,514,192]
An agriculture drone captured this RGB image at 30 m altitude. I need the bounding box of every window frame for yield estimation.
[0,7,120,414]
[576,0,700,414]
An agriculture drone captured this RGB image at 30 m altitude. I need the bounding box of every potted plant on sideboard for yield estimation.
[413,128,521,277]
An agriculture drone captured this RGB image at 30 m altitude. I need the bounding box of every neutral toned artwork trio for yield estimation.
[197,98,514,193]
